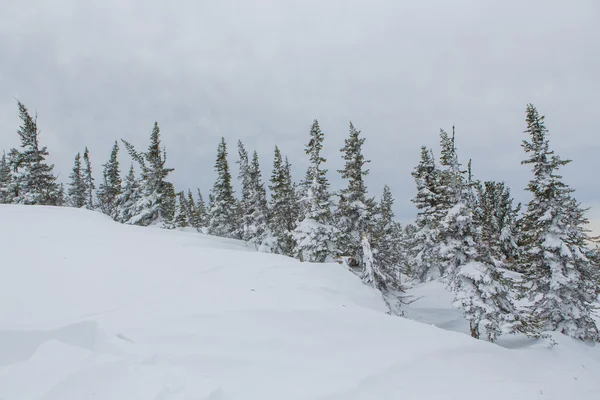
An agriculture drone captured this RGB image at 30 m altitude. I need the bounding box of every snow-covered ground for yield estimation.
[1,205,599,399]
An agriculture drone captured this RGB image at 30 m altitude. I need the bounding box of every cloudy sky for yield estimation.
[1,0,599,230]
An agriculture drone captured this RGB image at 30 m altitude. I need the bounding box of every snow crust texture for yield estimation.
[1,205,599,399]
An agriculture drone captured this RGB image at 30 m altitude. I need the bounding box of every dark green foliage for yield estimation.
[0,152,13,204]
[335,121,374,267]
[97,141,122,219]
[82,147,95,209]
[9,101,59,205]
[68,153,86,208]
[519,104,599,342]
[269,147,298,255]
[121,122,175,226]
[208,137,237,237]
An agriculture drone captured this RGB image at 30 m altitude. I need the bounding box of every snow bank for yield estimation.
[1,205,599,399]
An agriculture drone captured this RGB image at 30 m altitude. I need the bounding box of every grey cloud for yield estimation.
[1,0,599,229]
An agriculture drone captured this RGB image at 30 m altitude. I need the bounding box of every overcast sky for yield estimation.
[1,0,599,231]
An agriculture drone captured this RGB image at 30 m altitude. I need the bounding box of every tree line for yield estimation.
[0,101,598,343]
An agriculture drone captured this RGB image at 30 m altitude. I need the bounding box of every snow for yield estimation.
[1,205,600,399]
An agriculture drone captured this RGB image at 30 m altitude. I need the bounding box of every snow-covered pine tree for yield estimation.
[335,121,374,267]
[236,140,252,240]
[476,181,521,272]
[442,157,521,342]
[68,153,86,208]
[0,152,13,204]
[361,231,402,300]
[114,164,140,223]
[174,191,189,228]
[185,189,201,228]
[56,183,66,207]
[121,122,175,227]
[8,101,60,205]
[208,137,237,238]
[519,104,599,342]
[408,146,443,281]
[82,147,95,210]
[293,119,337,262]
[372,185,404,285]
[242,151,272,250]
[196,189,208,229]
[269,147,298,255]
[97,141,122,218]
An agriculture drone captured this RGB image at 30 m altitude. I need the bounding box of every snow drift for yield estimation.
[1,205,599,399]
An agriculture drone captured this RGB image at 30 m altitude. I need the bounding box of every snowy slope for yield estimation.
[1,205,599,399]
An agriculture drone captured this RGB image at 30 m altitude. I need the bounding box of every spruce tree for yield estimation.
[97,141,122,218]
[236,140,252,240]
[335,122,374,267]
[185,189,201,228]
[56,183,66,207]
[243,150,272,250]
[122,122,175,226]
[519,104,599,342]
[82,147,95,210]
[174,191,189,228]
[293,119,337,262]
[68,153,86,208]
[208,137,237,238]
[0,152,12,204]
[372,185,404,285]
[196,189,208,229]
[269,147,298,255]
[408,146,443,281]
[114,164,140,223]
[8,101,59,205]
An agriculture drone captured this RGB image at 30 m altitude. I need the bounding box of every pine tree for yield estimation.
[122,122,175,227]
[335,122,374,267]
[208,137,237,237]
[185,189,201,228]
[519,104,599,342]
[243,150,272,250]
[56,183,66,207]
[236,140,252,240]
[97,141,122,218]
[8,101,59,205]
[269,147,298,255]
[68,153,86,208]
[82,147,95,210]
[476,181,521,271]
[372,185,404,285]
[114,164,141,224]
[408,146,443,281]
[0,152,12,204]
[293,119,337,262]
[196,189,208,229]
[174,191,189,228]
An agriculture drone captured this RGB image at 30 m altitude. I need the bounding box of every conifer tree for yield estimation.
[408,146,443,281]
[236,140,252,240]
[476,181,521,271]
[174,191,189,228]
[185,189,201,228]
[372,185,404,284]
[56,183,66,207]
[68,153,86,208]
[8,101,59,205]
[242,150,272,250]
[97,141,122,218]
[82,147,95,210]
[335,122,374,267]
[293,119,337,262]
[122,122,175,226]
[208,137,237,238]
[114,164,140,223]
[269,147,298,255]
[519,104,599,342]
[0,152,12,204]
[196,189,208,229]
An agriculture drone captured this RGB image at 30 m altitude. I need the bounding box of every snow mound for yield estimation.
[1,205,599,399]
